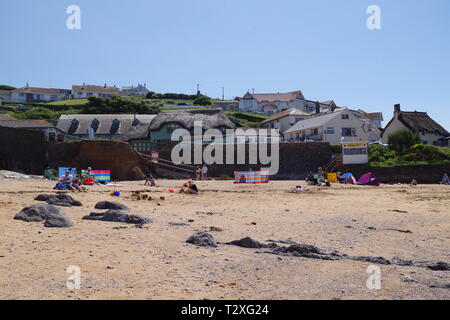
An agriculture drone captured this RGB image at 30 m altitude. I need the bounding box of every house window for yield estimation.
[91,119,100,133]
[68,119,79,135]
[422,140,428,145]
[19,93,25,97]
[343,148,367,155]
[167,123,180,133]
[312,128,319,136]
[326,127,335,134]
[341,127,356,137]
[110,119,121,134]
[341,114,349,120]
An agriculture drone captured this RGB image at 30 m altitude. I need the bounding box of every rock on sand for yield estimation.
[14,204,73,228]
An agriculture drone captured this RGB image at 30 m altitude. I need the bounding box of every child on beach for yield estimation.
[144,173,156,186]
[179,180,199,195]
[441,173,450,185]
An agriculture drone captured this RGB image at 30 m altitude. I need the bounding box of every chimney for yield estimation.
[315,101,321,114]
[394,104,401,117]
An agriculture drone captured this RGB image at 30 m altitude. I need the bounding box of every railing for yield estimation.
[139,152,196,175]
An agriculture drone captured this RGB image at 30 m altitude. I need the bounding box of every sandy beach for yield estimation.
[0,177,449,300]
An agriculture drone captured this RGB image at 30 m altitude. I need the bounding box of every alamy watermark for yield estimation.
[367,5,381,30]
[170,121,280,175]
[66,265,81,290]
[366,265,381,290]
[66,5,81,30]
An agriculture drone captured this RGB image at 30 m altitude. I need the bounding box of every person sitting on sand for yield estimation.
[441,173,450,185]
[318,167,325,178]
[72,176,86,191]
[54,170,75,191]
[144,172,156,186]
[410,179,418,186]
[179,180,199,195]
[306,171,317,186]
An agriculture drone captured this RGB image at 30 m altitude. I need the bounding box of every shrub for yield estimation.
[388,129,421,152]
[368,144,397,163]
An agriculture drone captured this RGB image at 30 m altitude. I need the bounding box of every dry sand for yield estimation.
[0,177,449,300]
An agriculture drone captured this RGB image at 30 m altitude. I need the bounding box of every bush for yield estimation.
[330,145,342,154]
[368,144,397,163]
[388,129,421,152]
[193,96,212,106]
[18,107,55,120]
[81,95,160,114]
[401,144,450,163]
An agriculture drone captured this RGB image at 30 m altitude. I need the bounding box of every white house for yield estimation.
[121,84,149,96]
[261,108,314,134]
[10,86,71,103]
[72,84,125,99]
[238,90,335,115]
[284,108,381,145]
[381,104,449,146]
[0,90,12,102]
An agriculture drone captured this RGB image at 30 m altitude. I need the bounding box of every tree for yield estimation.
[145,91,156,99]
[193,95,212,106]
[387,129,421,152]
[0,85,16,91]
[81,95,160,114]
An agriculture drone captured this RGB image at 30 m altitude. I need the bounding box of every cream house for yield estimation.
[284,108,381,145]
[381,104,449,146]
[238,90,335,114]
[11,86,71,103]
[261,108,313,134]
[72,84,125,99]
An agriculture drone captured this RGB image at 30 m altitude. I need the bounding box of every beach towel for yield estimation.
[341,172,356,184]
[358,172,380,186]
[234,171,269,184]
[81,170,111,183]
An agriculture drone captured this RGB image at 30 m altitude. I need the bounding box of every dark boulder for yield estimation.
[226,237,268,249]
[186,232,217,247]
[34,194,82,207]
[94,201,129,211]
[427,261,450,271]
[14,204,73,228]
[82,210,151,225]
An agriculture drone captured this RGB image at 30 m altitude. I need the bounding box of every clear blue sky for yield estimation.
[1,0,449,129]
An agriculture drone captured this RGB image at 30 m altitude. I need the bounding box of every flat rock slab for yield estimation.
[35,194,82,207]
[14,204,73,228]
[226,237,268,249]
[82,210,151,225]
[94,201,129,211]
[186,232,217,247]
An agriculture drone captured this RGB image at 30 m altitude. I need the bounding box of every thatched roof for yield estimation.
[148,109,235,131]
[117,123,151,142]
[57,114,157,135]
[397,111,449,137]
